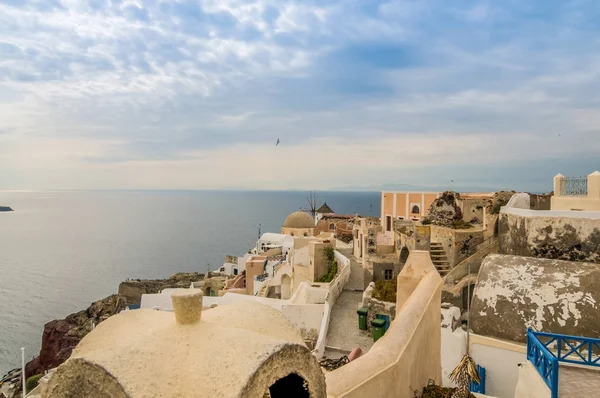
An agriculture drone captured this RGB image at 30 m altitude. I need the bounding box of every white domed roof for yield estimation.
[283,211,315,228]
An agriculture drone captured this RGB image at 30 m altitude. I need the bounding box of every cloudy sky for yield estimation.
[1,0,599,191]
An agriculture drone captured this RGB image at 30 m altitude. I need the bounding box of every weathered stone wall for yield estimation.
[459,198,487,224]
[425,191,463,227]
[372,262,401,283]
[529,193,552,210]
[499,208,600,263]
[471,254,600,343]
[430,225,484,268]
[362,282,397,321]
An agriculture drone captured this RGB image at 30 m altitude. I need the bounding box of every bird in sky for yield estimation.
[275,138,280,146]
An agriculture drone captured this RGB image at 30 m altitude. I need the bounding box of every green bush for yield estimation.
[26,374,43,393]
[372,278,397,302]
[317,260,338,283]
[451,220,473,229]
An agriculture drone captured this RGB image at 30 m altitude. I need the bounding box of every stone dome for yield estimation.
[283,211,315,228]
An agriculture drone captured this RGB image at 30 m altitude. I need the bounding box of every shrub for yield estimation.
[26,374,43,393]
[372,278,397,302]
[451,220,473,229]
[317,260,338,283]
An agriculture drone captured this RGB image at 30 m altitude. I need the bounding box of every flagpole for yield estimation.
[21,347,26,398]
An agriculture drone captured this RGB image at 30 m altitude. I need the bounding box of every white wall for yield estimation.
[441,327,527,398]
[514,361,551,398]
[441,328,467,387]
[470,336,526,398]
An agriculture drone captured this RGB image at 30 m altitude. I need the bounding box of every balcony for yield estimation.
[527,328,600,398]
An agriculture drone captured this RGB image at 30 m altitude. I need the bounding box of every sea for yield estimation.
[0,190,379,374]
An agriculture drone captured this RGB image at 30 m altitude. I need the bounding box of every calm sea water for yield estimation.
[0,190,379,374]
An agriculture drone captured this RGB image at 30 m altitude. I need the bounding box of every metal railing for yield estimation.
[559,176,588,196]
[256,273,269,282]
[527,328,600,398]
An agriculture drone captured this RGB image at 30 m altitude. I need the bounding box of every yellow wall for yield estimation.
[424,194,437,215]
[326,251,442,397]
[395,194,407,219]
[383,193,394,216]
[552,172,600,211]
[245,258,265,295]
[551,196,600,211]
[281,227,314,237]
[382,192,441,222]
[293,265,310,293]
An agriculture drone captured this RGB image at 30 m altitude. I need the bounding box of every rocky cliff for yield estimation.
[22,272,205,381]
[118,272,205,305]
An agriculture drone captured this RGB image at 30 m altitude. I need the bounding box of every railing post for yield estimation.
[551,357,559,398]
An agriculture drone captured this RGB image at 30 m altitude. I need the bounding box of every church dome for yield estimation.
[283,211,315,228]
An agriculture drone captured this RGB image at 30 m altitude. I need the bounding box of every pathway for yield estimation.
[337,248,367,291]
[324,291,374,357]
[559,365,600,397]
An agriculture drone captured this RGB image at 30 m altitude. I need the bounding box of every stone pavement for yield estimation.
[559,365,600,397]
[324,290,374,355]
[337,248,367,291]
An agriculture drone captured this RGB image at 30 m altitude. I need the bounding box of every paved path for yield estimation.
[559,365,600,397]
[337,249,367,291]
[324,290,374,355]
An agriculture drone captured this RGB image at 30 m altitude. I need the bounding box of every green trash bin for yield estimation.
[372,318,386,342]
[357,307,369,330]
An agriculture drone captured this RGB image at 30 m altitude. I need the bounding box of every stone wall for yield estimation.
[326,251,442,398]
[430,225,484,268]
[471,254,600,343]
[118,272,205,305]
[361,282,396,321]
[498,207,600,263]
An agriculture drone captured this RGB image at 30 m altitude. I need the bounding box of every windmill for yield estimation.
[306,190,319,224]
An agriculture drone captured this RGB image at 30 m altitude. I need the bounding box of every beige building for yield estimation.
[39,293,326,398]
[380,191,441,230]
[281,210,315,237]
[551,171,600,211]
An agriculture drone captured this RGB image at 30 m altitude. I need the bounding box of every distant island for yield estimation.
[0,206,13,212]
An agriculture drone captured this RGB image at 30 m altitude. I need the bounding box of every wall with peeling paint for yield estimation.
[470,254,600,343]
[498,207,600,263]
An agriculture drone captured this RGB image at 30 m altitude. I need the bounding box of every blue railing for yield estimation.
[469,364,486,394]
[527,328,600,398]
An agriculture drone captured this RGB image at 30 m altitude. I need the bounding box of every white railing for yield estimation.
[314,250,351,358]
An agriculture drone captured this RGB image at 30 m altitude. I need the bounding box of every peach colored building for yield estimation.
[380,191,441,231]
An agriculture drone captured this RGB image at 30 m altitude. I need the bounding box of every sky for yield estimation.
[0,0,599,192]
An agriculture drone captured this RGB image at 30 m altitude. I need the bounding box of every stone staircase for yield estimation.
[429,242,451,275]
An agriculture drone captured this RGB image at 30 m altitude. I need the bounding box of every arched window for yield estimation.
[411,205,420,214]
[290,232,294,236]
[303,232,308,237]
[329,223,336,230]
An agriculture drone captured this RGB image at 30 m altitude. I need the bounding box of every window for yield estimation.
[233,268,238,276]
[384,269,393,280]
[219,267,225,272]
[329,223,336,230]
[303,232,308,237]
[411,205,420,214]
